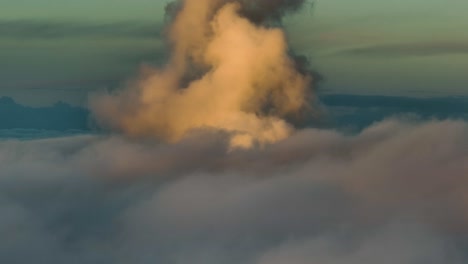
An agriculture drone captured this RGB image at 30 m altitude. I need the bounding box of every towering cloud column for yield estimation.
[91,0,314,149]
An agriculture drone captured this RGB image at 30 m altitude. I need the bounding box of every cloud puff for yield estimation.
[1,118,468,263]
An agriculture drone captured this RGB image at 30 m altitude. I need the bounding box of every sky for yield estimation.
[1,1,468,263]
[1,0,467,105]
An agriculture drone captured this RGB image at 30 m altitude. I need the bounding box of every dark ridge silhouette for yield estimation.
[0,97,90,131]
[1,94,467,136]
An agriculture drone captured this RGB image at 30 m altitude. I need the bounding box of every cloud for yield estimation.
[334,41,468,57]
[92,0,316,150]
[0,20,163,40]
[1,118,468,263]
[164,0,309,25]
[321,94,468,131]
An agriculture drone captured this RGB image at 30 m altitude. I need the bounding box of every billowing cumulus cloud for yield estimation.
[1,118,468,263]
[91,0,315,149]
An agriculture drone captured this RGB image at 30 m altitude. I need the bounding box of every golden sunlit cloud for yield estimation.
[91,0,313,149]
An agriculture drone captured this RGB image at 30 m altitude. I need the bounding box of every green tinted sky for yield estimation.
[0,0,166,21]
[1,0,468,105]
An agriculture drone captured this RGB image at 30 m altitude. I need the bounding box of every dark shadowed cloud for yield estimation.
[165,0,310,25]
[237,0,309,23]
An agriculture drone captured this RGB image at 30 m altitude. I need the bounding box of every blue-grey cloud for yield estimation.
[335,42,468,57]
[0,20,163,39]
[1,118,468,263]
[320,94,468,131]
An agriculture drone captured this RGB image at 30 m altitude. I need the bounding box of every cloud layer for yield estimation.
[334,42,468,57]
[1,118,468,263]
[0,20,162,39]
